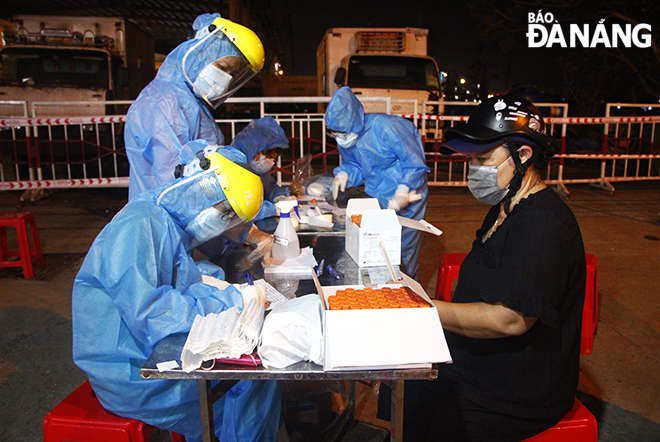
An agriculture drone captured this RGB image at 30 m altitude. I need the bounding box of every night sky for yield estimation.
[288,0,477,75]
[4,0,655,102]
[286,0,558,95]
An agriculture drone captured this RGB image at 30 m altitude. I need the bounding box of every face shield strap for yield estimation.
[503,136,529,215]
[197,151,211,170]
[174,150,218,180]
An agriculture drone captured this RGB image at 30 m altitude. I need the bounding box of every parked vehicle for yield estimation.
[316,27,443,117]
[0,15,155,116]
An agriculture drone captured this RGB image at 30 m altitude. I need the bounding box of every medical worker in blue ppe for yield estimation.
[325,86,430,279]
[231,116,291,203]
[124,13,265,201]
[124,13,274,269]
[72,147,282,442]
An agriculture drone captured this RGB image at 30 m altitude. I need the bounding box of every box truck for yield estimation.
[317,27,442,116]
[0,15,155,116]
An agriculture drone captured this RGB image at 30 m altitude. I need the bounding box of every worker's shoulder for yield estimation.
[366,113,416,131]
[365,113,420,143]
[113,198,169,225]
[369,112,410,122]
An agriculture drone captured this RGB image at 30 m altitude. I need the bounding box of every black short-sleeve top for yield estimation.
[446,187,586,419]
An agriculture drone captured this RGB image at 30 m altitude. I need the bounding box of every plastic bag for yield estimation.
[258,294,324,369]
[288,154,314,196]
[304,173,335,200]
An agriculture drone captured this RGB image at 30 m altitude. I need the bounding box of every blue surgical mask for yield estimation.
[467,156,512,205]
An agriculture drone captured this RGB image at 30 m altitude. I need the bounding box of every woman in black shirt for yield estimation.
[378,95,586,442]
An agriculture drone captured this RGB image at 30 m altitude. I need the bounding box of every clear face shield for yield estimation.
[185,199,244,248]
[182,27,259,109]
[160,147,265,249]
[156,167,249,248]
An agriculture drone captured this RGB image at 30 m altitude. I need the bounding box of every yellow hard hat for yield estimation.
[207,152,264,221]
[211,17,265,73]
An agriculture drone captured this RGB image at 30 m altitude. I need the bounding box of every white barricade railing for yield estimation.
[0,101,29,119]
[408,109,660,196]
[0,114,128,191]
[31,100,134,118]
[548,113,660,195]
[1,98,659,195]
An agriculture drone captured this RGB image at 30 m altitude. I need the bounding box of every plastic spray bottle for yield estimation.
[271,200,300,260]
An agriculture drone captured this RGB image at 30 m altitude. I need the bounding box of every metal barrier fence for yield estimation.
[416,106,660,196]
[1,98,659,197]
[0,115,129,191]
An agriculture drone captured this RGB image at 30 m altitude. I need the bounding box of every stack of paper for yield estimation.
[180,298,264,372]
[237,279,288,310]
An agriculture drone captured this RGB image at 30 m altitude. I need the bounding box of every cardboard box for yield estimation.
[345,198,401,267]
[320,274,452,371]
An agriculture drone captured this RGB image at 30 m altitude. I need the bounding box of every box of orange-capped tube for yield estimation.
[345,198,401,267]
[320,274,452,371]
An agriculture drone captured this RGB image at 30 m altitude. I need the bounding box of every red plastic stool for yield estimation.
[43,380,185,442]
[434,253,466,301]
[521,398,598,441]
[0,211,45,279]
[434,252,599,355]
[581,254,599,355]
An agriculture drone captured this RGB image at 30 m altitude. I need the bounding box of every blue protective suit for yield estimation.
[72,148,281,442]
[325,87,430,278]
[125,13,240,201]
[231,117,290,202]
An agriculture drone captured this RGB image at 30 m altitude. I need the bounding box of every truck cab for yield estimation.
[0,45,118,113]
[0,15,154,117]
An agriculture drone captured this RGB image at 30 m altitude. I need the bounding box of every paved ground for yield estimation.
[1,181,659,441]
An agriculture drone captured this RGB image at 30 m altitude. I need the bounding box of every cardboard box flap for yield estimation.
[400,273,433,305]
[346,198,380,217]
[397,216,443,236]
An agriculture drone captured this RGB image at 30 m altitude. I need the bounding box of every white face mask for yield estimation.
[193,64,232,104]
[334,132,358,148]
[467,156,512,205]
[250,156,275,175]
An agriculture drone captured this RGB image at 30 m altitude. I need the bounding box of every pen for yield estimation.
[315,259,325,276]
[245,272,254,285]
[326,264,340,279]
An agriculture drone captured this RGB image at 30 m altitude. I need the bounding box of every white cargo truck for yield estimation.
[317,27,443,116]
[0,15,155,116]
